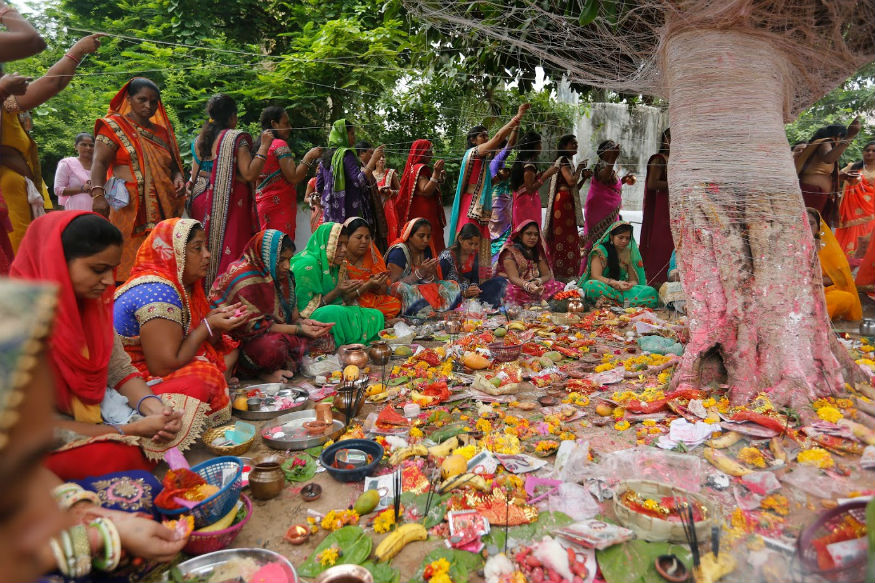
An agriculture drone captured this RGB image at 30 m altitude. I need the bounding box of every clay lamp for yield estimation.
[538,395,559,407]
[284,523,310,545]
[654,554,689,583]
[301,483,322,502]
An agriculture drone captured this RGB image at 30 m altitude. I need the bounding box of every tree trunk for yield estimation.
[663,29,847,412]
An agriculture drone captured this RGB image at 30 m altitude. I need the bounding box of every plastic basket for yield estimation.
[797,500,868,582]
[183,494,252,555]
[159,456,243,529]
[488,342,522,363]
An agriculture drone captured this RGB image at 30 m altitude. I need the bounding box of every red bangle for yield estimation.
[64,53,81,67]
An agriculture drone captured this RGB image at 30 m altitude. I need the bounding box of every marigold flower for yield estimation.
[614,419,631,431]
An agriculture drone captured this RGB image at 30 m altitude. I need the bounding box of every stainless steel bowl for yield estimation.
[861,319,875,336]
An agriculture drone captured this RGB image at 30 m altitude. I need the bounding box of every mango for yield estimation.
[595,402,613,417]
[539,356,554,368]
[441,454,468,479]
[494,327,507,337]
[353,489,380,515]
[343,365,360,382]
[233,395,248,411]
[394,345,413,357]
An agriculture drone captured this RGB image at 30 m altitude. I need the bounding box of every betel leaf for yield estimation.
[411,548,483,583]
[597,539,692,583]
[281,454,317,482]
[483,510,575,550]
[362,560,400,583]
[298,526,373,578]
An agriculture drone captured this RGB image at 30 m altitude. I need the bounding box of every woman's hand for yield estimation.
[91,191,110,217]
[433,159,445,176]
[847,116,861,140]
[337,279,362,302]
[515,103,531,120]
[125,411,182,442]
[363,271,389,293]
[172,172,185,197]
[206,302,249,333]
[84,509,187,562]
[418,258,439,278]
[69,33,104,59]
[0,72,30,96]
[298,320,331,338]
[463,284,481,298]
[304,146,322,165]
[259,130,275,153]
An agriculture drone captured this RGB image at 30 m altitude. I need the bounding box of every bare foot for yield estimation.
[260,369,294,383]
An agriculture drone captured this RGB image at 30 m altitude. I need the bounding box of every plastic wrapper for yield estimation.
[552,440,591,483]
[780,465,853,499]
[637,335,684,356]
[301,354,340,378]
[577,446,706,492]
[545,482,601,521]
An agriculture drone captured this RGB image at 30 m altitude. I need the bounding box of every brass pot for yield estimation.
[368,341,392,366]
[248,461,285,500]
[567,298,585,313]
[338,344,369,367]
[446,320,462,335]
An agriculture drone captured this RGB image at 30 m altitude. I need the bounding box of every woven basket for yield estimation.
[612,479,716,543]
[159,457,243,529]
[202,425,254,457]
[489,342,522,363]
[797,500,868,582]
[183,494,253,555]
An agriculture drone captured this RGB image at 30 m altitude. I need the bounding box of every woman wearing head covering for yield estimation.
[578,221,658,308]
[834,141,875,264]
[807,208,862,321]
[316,119,384,230]
[449,106,528,267]
[495,219,564,305]
[90,78,185,281]
[385,218,462,316]
[509,131,558,235]
[342,217,402,319]
[114,218,248,422]
[640,128,674,286]
[439,223,507,307]
[291,222,385,346]
[10,212,215,481]
[188,94,273,290]
[209,229,332,382]
[396,139,447,254]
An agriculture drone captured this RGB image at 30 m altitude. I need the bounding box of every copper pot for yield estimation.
[338,344,369,367]
[368,341,392,366]
[248,461,285,500]
[314,402,334,424]
[446,320,462,335]
[567,298,585,313]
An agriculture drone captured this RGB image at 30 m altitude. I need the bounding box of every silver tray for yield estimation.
[171,548,298,582]
[261,409,345,451]
[232,384,309,421]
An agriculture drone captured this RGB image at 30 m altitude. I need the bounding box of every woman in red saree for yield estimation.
[114,218,250,422]
[342,217,402,319]
[91,78,185,281]
[188,94,274,289]
[640,128,674,285]
[495,220,564,305]
[544,134,591,280]
[374,152,401,243]
[835,141,875,264]
[396,139,447,254]
[10,212,213,481]
[209,229,331,382]
[253,106,322,241]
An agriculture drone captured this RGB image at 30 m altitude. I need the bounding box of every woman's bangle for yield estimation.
[53,483,101,510]
[203,317,214,338]
[303,159,314,168]
[108,423,124,435]
[136,394,163,415]
[64,53,81,67]
[90,185,106,199]
[254,153,267,161]
[90,517,121,572]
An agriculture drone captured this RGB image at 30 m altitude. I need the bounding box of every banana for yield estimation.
[508,321,525,331]
[388,444,428,466]
[195,500,241,533]
[769,437,787,465]
[438,472,489,494]
[703,447,752,477]
[838,419,875,446]
[374,523,428,562]
[368,387,400,403]
[427,436,460,458]
[706,431,743,449]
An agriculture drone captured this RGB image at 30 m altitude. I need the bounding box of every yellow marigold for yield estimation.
[409,427,424,439]
[535,440,559,453]
[642,419,656,427]
[738,447,767,468]
[701,397,716,408]
[426,558,452,582]
[642,498,660,512]
[563,392,589,406]
[657,370,672,385]
[761,494,789,516]
[613,407,626,419]
[373,508,396,534]
[816,405,843,424]
[835,398,853,409]
[649,426,662,434]
[317,546,340,567]
[559,431,577,441]
[798,447,834,469]
[594,363,615,373]
[614,419,631,431]
[716,397,730,413]
[453,444,477,460]
[475,418,492,433]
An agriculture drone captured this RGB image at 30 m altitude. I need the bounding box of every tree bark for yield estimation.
[663,29,846,412]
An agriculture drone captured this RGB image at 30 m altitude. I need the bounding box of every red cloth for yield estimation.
[45,442,156,482]
[640,154,674,286]
[544,189,581,280]
[10,211,114,413]
[388,217,445,309]
[256,139,297,241]
[398,140,446,254]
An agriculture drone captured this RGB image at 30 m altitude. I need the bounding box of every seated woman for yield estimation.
[9,212,213,481]
[114,218,248,423]
[658,250,687,313]
[290,222,385,346]
[807,208,862,321]
[578,221,658,308]
[342,217,402,319]
[495,220,564,304]
[439,223,507,308]
[209,229,333,382]
[385,218,462,317]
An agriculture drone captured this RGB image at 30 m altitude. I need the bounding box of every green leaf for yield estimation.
[597,540,692,583]
[578,0,600,26]
[298,526,373,578]
[362,560,400,583]
[411,548,483,583]
[281,454,317,482]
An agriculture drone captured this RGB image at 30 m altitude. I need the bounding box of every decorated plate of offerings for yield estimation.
[612,479,716,543]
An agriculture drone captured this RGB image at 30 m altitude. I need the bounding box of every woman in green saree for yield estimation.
[577,221,658,308]
[290,222,384,346]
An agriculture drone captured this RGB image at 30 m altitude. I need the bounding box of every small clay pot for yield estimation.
[303,420,331,435]
[248,461,285,500]
[301,483,322,502]
[654,554,689,583]
[538,395,559,407]
[284,523,310,545]
[368,341,392,365]
[338,344,369,367]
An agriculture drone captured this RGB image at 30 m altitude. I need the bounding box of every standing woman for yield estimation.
[253,105,322,240]
[373,151,401,242]
[543,134,591,280]
[91,77,185,281]
[509,131,558,232]
[448,104,529,265]
[396,139,447,253]
[797,118,861,226]
[580,140,635,260]
[290,222,385,346]
[487,129,519,258]
[2,34,103,251]
[835,141,875,263]
[306,176,322,233]
[188,94,271,289]
[54,133,94,210]
[640,128,673,285]
[317,119,384,228]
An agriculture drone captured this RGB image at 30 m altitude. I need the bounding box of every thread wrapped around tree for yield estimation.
[407,0,875,412]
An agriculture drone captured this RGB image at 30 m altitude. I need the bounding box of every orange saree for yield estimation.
[835,174,875,264]
[345,241,402,319]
